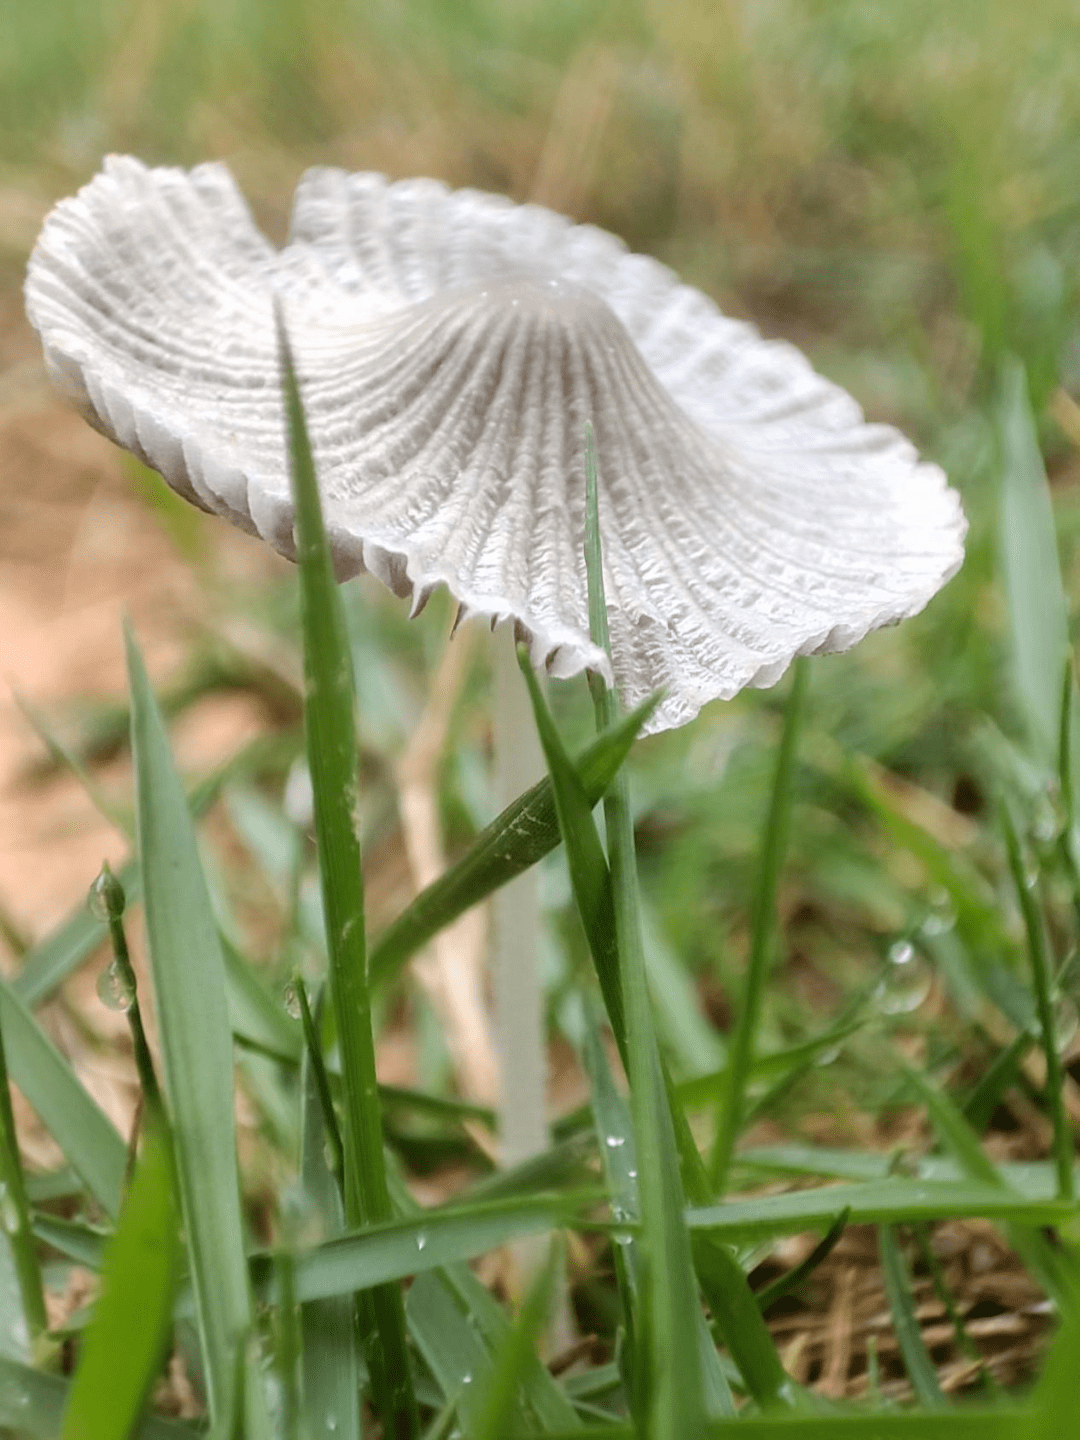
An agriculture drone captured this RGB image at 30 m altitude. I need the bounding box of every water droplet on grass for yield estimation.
[605,1135,625,1148]
[283,981,303,1020]
[0,1184,20,1235]
[97,960,135,1012]
[875,941,931,1015]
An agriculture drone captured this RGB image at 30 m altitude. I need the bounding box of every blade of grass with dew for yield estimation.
[583,1013,736,1419]
[277,306,417,1438]
[688,1176,1076,1239]
[582,1010,640,1406]
[473,1243,558,1440]
[406,1271,501,1437]
[710,659,807,1193]
[125,626,261,1425]
[252,1191,593,1304]
[0,975,125,1219]
[381,1163,579,1432]
[0,1357,199,1439]
[0,1006,46,1352]
[496,1415,1026,1440]
[878,1224,946,1409]
[369,693,659,990]
[12,859,140,1008]
[517,649,625,1048]
[582,424,705,1437]
[61,1115,181,1440]
[998,357,1076,771]
[298,989,361,1440]
[1001,806,1075,1199]
[438,1263,579,1431]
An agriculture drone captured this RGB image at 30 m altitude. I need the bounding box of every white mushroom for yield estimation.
[25,156,966,1181]
[25,155,966,736]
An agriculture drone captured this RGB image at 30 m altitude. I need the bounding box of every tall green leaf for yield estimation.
[277,307,417,1438]
[62,1116,181,1440]
[711,660,807,1192]
[125,626,255,1421]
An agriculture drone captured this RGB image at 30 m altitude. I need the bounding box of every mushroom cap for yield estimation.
[25,155,965,732]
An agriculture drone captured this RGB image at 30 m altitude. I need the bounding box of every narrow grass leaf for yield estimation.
[711,659,807,1192]
[688,1178,1075,1239]
[369,694,659,991]
[438,1264,579,1431]
[255,1193,587,1303]
[405,1272,501,1437]
[299,1026,361,1440]
[997,358,1072,766]
[125,625,255,1420]
[278,306,417,1436]
[499,1415,1023,1439]
[0,1358,197,1439]
[517,649,624,1049]
[0,975,125,1219]
[62,1116,181,1440]
[0,1010,46,1348]
[755,1208,850,1313]
[878,1225,946,1409]
[474,1246,557,1440]
[583,424,705,1438]
[1001,806,1075,1199]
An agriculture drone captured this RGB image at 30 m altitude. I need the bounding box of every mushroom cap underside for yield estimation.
[25,155,966,732]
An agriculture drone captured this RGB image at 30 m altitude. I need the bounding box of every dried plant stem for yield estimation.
[491,625,548,1170]
[396,626,496,1105]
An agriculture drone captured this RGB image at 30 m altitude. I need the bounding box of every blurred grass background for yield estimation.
[4,0,1080,1402]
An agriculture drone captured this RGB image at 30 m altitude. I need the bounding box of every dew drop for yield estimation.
[324,1413,338,1433]
[462,1373,472,1386]
[283,981,303,1020]
[613,1231,633,1247]
[813,1045,841,1068]
[88,863,125,922]
[627,1169,638,1180]
[96,960,135,1013]
[416,1233,427,1252]
[875,941,931,1015]
[605,1135,625,1149]
[0,1184,19,1236]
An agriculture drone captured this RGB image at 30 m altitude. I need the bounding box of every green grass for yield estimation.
[4,0,1080,1434]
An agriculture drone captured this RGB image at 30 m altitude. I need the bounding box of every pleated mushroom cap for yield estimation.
[25,156,965,731]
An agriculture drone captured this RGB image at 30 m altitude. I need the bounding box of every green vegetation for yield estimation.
[3,1,1080,1435]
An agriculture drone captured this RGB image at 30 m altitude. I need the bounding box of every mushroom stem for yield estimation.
[491,624,548,1169]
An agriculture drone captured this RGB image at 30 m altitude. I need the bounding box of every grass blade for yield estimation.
[369,694,659,991]
[878,1225,946,1409]
[997,358,1071,766]
[688,1177,1075,1238]
[0,975,125,1220]
[125,625,256,1421]
[62,1115,181,1440]
[710,659,807,1192]
[298,999,361,1440]
[517,648,625,1052]
[754,1208,850,1313]
[254,1192,588,1303]
[1001,806,1075,1199]
[583,424,705,1437]
[0,1005,46,1349]
[278,307,416,1437]
[474,1245,557,1440]
[0,1358,197,1439]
